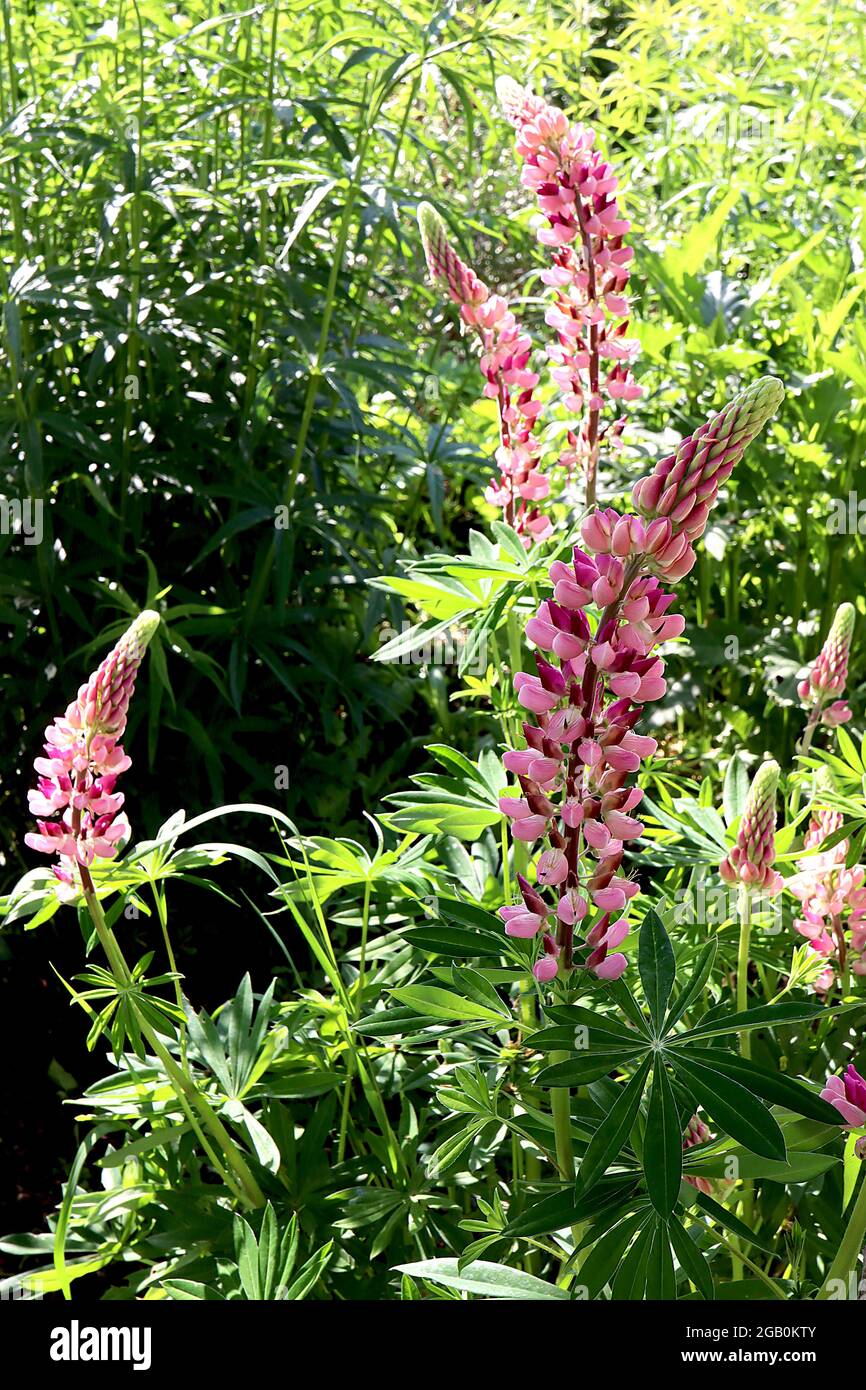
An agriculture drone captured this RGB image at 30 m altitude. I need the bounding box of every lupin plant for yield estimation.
[8,51,866,1315]
[24,613,266,1212]
[26,610,160,893]
[501,384,783,990]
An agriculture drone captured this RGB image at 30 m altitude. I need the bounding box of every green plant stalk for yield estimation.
[711,1225,787,1300]
[736,883,753,1059]
[734,882,757,1263]
[789,710,820,817]
[549,1047,585,1266]
[81,876,264,1208]
[549,1054,574,1178]
[150,880,186,1065]
[818,1169,866,1299]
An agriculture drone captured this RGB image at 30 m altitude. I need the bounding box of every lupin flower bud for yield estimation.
[798,602,855,726]
[719,759,783,894]
[25,611,160,889]
[417,202,551,545]
[632,376,784,567]
[683,1114,713,1195]
[821,1064,866,1128]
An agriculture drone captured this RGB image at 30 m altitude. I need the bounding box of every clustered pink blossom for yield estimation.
[789,798,866,993]
[497,77,641,500]
[719,759,783,895]
[821,1064,866,1129]
[499,537,683,983]
[418,203,552,545]
[25,611,160,891]
[798,602,855,730]
[499,379,783,984]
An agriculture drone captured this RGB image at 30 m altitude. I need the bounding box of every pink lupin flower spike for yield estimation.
[719,759,783,894]
[798,602,855,729]
[496,76,641,505]
[417,203,552,546]
[499,376,783,986]
[25,610,160,892]
[788,772,866,992]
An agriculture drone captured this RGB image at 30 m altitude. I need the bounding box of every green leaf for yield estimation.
[393,1259,569,1300]
[503,1180,637,1239]
[722,753,750,826]
[668,1054,786,1161]
[684,1150,836,1182]
[645,1219,677,1300]
[610,1221,654,1299]
[536,1046,648,1087]
[663,940,717,1034]
[389,985,507,1024]
[644,1061,683,1216]
[692,1191,778,1258]
[671,999,832,1042]
[679,1048,842,1125]
[575,1210,648,1299]
[403,925,503,958]
[668,1217,714,1301]
[576,1057,652,1195]
[638,908,676,1031]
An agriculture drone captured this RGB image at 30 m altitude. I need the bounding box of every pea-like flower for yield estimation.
[821,1064,866,1128]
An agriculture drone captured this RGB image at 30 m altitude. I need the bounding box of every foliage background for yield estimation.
[1,0,865,1275]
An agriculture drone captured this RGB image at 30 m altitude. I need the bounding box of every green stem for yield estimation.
[549,1048,584,1265]
[82,881,264,1208]
[789,713,819,818]
[358,878,372,1009]
[736,883,753,1059]
[818,1169,866,1299]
